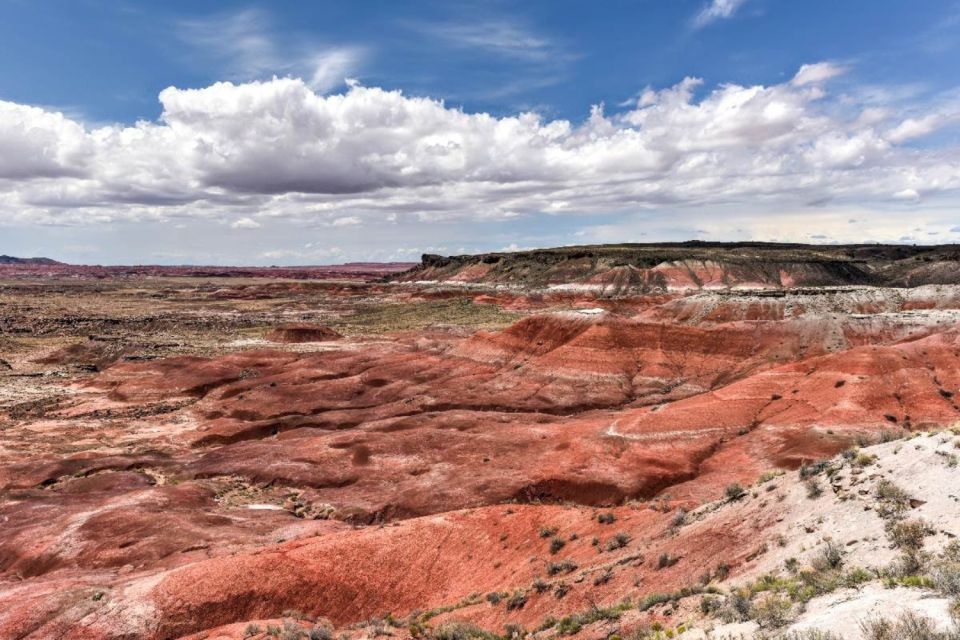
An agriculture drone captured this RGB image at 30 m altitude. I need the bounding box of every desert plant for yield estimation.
[781,631,844,640]
[244,624,263,638]
[539,526,558,538]
[725,483,747,501]
[715,561,731,580]
[875,479,913,518]
[432,622,498,640]
[553,582,570,599]
[889,519,930,551]
[593,568,613,585]
[546,559,577,576]
[657,552,678,569]
[281,620,309,640]
[532,577,549,593]
[805,478,824,499]
[752,593,794,628]
[930,556,960,597]
[637,592,673,612]
[860,611,960,640]
[799,460,830,479]
[811,541,844,572]
[721,590,753,623]
[549,536,566,554]
[308,623,333,640]
[672,508,687,527]
[597,512,617,524]
[606,532,631,551]
[505,590,527,611]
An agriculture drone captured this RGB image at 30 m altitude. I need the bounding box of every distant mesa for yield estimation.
[395,241,960,290]
[265,323,343,343]
[0,255,63,265]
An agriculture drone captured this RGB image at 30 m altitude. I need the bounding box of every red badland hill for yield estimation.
[1,244,959,638]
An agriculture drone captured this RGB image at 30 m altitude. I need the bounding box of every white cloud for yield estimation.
[886,114,950,143]
[0,101,90,179]
[792,62,847,86]
[1,62,960,232]
[893,188,920,201]
[230,216,261,229]
[693,0,750,28]
[415,20,560,62]
[177,8,362,92]
[328,216,362,227]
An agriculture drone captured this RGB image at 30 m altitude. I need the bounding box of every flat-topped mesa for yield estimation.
[394,242,960,291]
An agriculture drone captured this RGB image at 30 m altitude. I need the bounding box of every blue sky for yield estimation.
[2,0,960,264]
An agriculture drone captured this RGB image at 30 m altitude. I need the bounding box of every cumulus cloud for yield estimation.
[230,217,261,229]
[0,101,90,179]
[1,62,960,231]
[693,0,750,28]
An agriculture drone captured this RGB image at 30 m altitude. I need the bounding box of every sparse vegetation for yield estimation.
[811,540,845,572]
[431,622,500,640]
[805,477,823,499]
[671,508,687,528]
[549,536,566,554]
[597,512,617,524]
[505,590,527,611]
[860,611,960,640]
[725,483,747,501]
[546,559,578,576]
[751,593,794,629]
[605,532,631,551]
[799,460,830,479]
[889,519,931,551]
[552,600,633,635]
[657,552,678,569]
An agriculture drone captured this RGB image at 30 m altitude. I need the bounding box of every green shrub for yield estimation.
[637,592,673,612]
[752,594,794,629]
[432,622,498,640]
